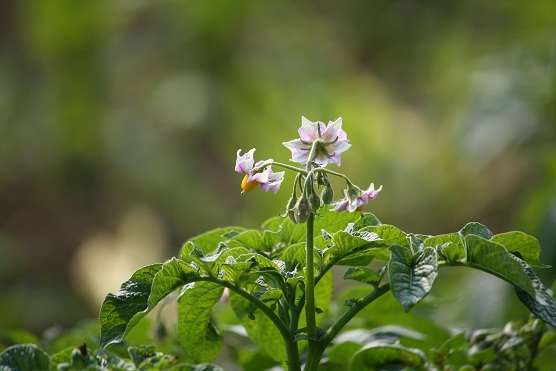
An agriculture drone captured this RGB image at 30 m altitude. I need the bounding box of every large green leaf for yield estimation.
[349,342,426,370]
[492,231,549,268]
[229,292,285,362]
[0,344,51,370]
[99,263,164,348]
[177,282,225,363]
[513,258,556,327]
[227,230,270,252]
[463,235,535,297]
[388,245,438,312]
[100,259,202,349]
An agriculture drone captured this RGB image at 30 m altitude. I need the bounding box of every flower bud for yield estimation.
[309,190,320,211]
[321,184,334,204]
[316,172,330,187]
[286,193,298,224]
[293,196,310,224]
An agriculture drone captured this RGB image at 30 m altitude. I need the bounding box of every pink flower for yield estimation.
[331,183,382,212]
[283,117,351,167]
[235,149,285,193]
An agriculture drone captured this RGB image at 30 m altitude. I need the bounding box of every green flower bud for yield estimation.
[293,196,310,224]
[309,190,321,211]
[321,184,334,204]
[286,193,298,224]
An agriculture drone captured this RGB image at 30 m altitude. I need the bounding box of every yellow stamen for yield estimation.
[241,174,259,192]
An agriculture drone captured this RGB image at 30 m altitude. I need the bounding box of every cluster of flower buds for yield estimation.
[235,117,382,221]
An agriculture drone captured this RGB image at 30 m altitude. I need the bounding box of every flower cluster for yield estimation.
[235,149,284,194]
[235,116,381,215]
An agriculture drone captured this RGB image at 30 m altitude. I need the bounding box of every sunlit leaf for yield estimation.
[463,235,535,297]
[177,282,224,363]
[99,263,164,348]
[459,222,494,240]
[388,245,438,312]
[187,227,246,254]
[424,233,465,263]
[492,231,550,268]
[343,267,381,286]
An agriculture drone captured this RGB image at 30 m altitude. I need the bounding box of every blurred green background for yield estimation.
[1,0,555,339]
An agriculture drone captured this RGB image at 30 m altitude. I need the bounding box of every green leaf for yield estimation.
[349,342,426,370]
[388,245,438,312]
[436,331,467,355]
[177,282,224,363]
[353,212,382,229]
[100,259,201,349]
[99,263,164,348]
[229,292,285,362]
[0,344,51,370]
[325,231,381,266]
[492,231,550,268]
[343,267,381,286]
[463,235,535,297]
[513,258,556,327]
[228,230,270,252]
[187,227,246,254]
[459,222,494,240]
[424,233,465,263]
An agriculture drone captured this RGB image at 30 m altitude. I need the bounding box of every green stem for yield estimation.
[208,279,301,371]
[312,167,352,185]
[304,284,391,371]
[252,160,308,175]
[305,213,317,347]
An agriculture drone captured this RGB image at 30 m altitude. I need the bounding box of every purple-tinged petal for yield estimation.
[283,139,311,165]
[298,116,320,142]
[260,170,285,193]
[235,148,255,174]
[321,117,344,142]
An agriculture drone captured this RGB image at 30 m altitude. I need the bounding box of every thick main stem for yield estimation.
[305,213,317,348]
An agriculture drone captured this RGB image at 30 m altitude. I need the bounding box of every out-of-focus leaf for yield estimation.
[349,342,426,370]
[0,344,51,370]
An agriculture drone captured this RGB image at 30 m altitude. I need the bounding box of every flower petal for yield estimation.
[283,139,311,165]
[298,116,319,142]
[235,148,256,174]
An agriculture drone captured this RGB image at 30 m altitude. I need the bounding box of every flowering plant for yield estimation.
[92,117,556,370]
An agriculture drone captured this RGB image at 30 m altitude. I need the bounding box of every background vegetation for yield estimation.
[1,0,555,354]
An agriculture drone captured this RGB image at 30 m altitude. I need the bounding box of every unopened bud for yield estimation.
[293,196,310,224]
[286,193,298,224]
[321,184,334,204]
[309,190,320,211]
